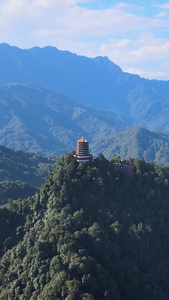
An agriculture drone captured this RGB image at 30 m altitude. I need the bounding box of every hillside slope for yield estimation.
[1,153,169,299]
[0,144,55,186]
[1,84,169,164]
[98,127,169,165]
[0,144,56,204]
[0,181,38,205]
[0,83,126,156]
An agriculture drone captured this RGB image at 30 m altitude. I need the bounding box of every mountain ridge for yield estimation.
[1,83,169,164]
[1,44,169,164]
[0,143,55,187]
[101,127,169,164]
[0,83,125,156]
[0,43,169,131]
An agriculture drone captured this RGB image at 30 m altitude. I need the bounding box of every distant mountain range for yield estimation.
[1,43,169,131]
[0,181,38,205]
[0,83,125,156]
[1,44,169,164]
[0,144,55,186]
[0,144,56,204]
[100,127,169,165]
[0,83,169,165]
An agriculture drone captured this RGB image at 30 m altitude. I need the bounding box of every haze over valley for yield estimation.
[0,44,169,165]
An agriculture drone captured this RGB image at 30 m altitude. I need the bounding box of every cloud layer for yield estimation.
[1,0,169,80]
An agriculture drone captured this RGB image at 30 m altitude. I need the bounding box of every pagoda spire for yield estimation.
[75,136,92,163]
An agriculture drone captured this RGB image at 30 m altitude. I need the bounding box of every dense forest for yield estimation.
[0,181,38,205]
[1,152,169,299]
[0,144,55,187]
[0,144,56,205]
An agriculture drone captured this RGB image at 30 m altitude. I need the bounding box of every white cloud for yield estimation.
[114,2,135,9]
[156,12,167,17]
[1,1,169,39]
[125,68,169,80]
[130,41,169,62]
[94,32,169,80]
[155,2,169,9]
[75,0,97,3]
[0,1,169,79]
[98,32,167,62]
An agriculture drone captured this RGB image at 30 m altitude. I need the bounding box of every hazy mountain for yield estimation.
[1,83,169,164]
[0,143,55,187]
[97,127,169,165]
[0,181,38,205]
[0,143,56,204]
[1,44,169,164]
[0,83,127,156]
[1,44,169,130]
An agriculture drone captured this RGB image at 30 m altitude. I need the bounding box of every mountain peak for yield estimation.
[93,55,122,73]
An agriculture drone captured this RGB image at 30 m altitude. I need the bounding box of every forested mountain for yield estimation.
[1,43,169,131]
[0,181,38,205]
[1,44,169,164]
[0,144,55,187]
[99,127,169,165]
[0,144,56,204]
[0,83,127,156]
[1,152,169,299]
[1,83,169,164]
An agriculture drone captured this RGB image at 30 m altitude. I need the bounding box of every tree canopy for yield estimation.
[0,152,169,299]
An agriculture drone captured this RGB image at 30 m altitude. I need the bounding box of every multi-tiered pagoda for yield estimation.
[75,137,92,163]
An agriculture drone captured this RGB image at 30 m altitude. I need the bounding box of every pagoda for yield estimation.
[75,137,92,163]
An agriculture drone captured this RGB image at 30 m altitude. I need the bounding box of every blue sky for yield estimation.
[1,0,169,80]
